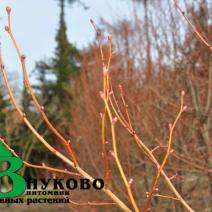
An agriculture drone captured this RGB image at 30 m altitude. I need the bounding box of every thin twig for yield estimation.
[90,19,111,189]
[69,199,116,206]
[108,86,194,211]
[101,92,139,212]
[154,194,179,201]
[5,6,78,167]
[0,44,131,212]
[0,138,81,177]
[144,91,186,211]
[173,1,212,51]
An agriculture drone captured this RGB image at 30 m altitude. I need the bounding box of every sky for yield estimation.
[0,0,131,89]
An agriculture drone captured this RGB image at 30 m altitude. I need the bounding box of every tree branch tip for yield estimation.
[128,178,133,185]
[67,140,71,144]
[90,19,94,24]
[168,123,172,129]
[6,6,11,14]
[99,112,103,119]
[182,105,187,112]
[151,145,163,153]
[90,19,101,37]
[169,174,178,180]
[21,54,26,61]
[112,117,118,124]
[0,64,4,69]
[5,26,9,32]
[170,149,174,154]
[99,91,105,99]
[109,150,115,158]
[181,90,185,96]
[108,35,112,41]
[118,84,123,91]
[155,188,159,192]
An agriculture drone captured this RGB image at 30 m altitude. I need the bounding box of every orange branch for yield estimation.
[91,19,111,189]
[174,1,212,51]
[144,91,186,211]
[0,138,81,177]
[69,199,116,206]
[5,6,78,167]
[0,44,131,212]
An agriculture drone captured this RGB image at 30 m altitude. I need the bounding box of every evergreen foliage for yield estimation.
[35,0,80,119]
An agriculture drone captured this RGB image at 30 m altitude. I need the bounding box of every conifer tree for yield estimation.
[53,0,79,101]
[35,0,80,121]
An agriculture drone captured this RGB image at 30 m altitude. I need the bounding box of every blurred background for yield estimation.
[0,0,211,211]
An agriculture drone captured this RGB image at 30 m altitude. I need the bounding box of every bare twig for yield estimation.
[144,91,186,211]
[5,6,78,167]
[173,1,212,51]
[0,42,131,212]
[90,19,111,189]
[0,138,81,177]
[108,86,194,211]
